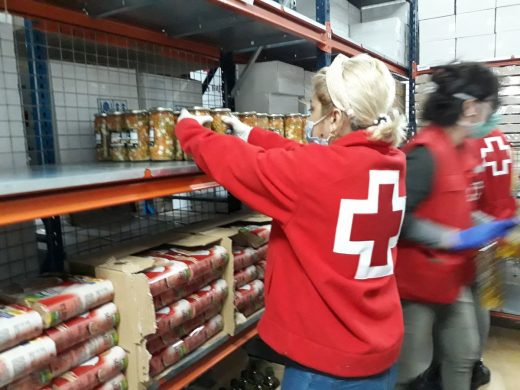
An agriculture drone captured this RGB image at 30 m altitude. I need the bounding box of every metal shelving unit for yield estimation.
[0,0,411,388]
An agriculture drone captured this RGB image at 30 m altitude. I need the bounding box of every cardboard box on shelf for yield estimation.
[296,0,360,29]
[419,39,456,67]
[235,92,300,115]
[495,30,520,58]
[455,9,495,38]
[457,0,496,13]
[67,231,233,390]
[349,18,407,64]
[418,0,454,20]
[496,5,520,32]
[419,16,456,42]
[236,61,304,96]
[456,34,496,62]
[361,1,410,26]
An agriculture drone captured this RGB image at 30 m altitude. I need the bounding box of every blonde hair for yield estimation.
[312,54,406,146]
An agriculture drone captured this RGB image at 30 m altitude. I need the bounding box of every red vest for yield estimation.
[471,129,516,219]
[396,125,477,304]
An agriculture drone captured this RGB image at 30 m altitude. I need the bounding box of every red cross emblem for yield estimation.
[481,136,512,176]
[333,170,405,279]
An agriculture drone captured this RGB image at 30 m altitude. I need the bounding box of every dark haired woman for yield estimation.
[395,62,518,390]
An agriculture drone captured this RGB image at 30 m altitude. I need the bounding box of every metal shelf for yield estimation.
[0,162,218,226]
[3,0,407,75]
[155,310,264,390]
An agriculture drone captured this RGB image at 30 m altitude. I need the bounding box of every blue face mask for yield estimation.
[305,114,329,145]
[468,112,501,139]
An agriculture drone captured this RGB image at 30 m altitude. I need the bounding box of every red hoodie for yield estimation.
[176,120,406,377]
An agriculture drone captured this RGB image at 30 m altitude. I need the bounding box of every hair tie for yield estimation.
[373,114,390,126]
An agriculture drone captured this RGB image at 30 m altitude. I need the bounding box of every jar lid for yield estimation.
[240,111,257,115]
[127,109,148,114]
[285,113,301,117]
[94,113,108,118]
[257,113,268,117]
[269,114,284,118]
[190,106,209,111]
[172,111,181,115]
[109,111,125,116]
[149,107,174,113]
[211,108,232,112]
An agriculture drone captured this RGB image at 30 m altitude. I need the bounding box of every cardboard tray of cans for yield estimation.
[67,212,271,390]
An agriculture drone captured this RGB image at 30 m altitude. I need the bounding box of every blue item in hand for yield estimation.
[452,218,519,251]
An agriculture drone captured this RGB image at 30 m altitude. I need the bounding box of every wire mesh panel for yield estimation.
[12,17,220,166]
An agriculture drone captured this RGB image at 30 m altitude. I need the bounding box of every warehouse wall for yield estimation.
[419,0,520,66]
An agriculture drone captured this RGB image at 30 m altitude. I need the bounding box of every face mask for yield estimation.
[468,112,501,139]
[305,114,330,145]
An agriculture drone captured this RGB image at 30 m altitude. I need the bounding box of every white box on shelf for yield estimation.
[420,16,456,42]
[296,1,360,26]
[496,5,520,32]
[455,9,495,38]
[236,61,305,96]
[457,0,496,13]
[347,1,361,25]
[235,92,300,114]
[497,0,520,6]
[419,39,456,67]
[362,1,410,26]
[496,30,520,58]
[304,71,315,100]
[456,34,496,61]
[418,0,454,20]
[350,18,407,64]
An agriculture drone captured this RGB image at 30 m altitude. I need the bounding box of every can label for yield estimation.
[95,133,102,147]
[128,129,138,148]
[110,132,123,147]
[0,304,43,353]
[148,127,155,147]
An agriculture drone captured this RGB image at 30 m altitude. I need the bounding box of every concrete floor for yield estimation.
[482,326,520,390]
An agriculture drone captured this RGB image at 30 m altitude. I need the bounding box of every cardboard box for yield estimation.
[456,9,495,38]
[456,34,496,62]
[495,30,520,58]
[304,70,315,100]
[419,16,456,42]
[419,39,456,67]
[496,5,520,32]
[235,92,300,114]
[67,230,234,389]
[349,18,407,64]
[457,0,496,13]
[236,61,304,96]
[418,0,454,20]
[296,0,360,26]
[362,1,410,26]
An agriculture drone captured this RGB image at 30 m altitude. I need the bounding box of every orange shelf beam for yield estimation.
[0,174,218,226]
[1,0,220,61]
[159,324,259,390]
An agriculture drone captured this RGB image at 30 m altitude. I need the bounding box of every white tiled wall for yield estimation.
[49,61,139,164]
[137,72,202,109]
[0,13,39,284]
[0,14,27,171]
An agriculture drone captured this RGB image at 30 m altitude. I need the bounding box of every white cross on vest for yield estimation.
[333,170,405,280]
[481,136,512,176]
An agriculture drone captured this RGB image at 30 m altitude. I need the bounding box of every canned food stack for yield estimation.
[0,276,128,390]
[134,245,230,377]
[232,224,271,320]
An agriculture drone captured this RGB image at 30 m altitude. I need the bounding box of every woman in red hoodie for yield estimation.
[176,53,407,389]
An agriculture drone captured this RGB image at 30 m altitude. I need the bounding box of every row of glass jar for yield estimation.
[94,107,310,162]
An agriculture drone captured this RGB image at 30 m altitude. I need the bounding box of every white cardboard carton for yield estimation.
[455,9,495,38]
[362,1,410,25]
[349,18,407,64]
[457,0,496,13]
[296,0,360,29]
[418,0,454,20]
[236,61,304,96]
[456,34,496,61]
[496,5,520,32]
[496,30,520,58]
[419,39,456,66]
[420,16,456,42]
[235,92,300,114]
